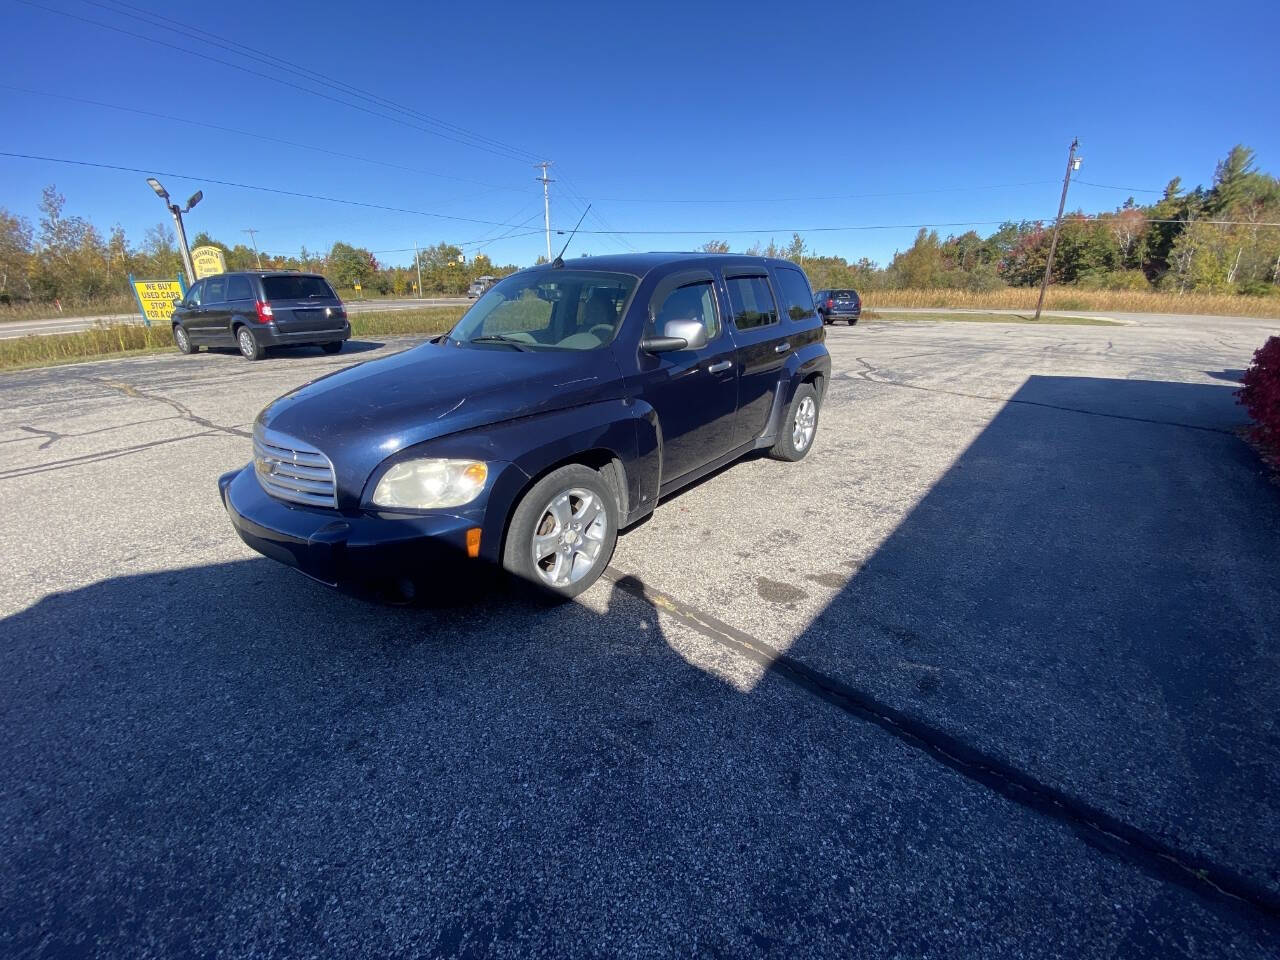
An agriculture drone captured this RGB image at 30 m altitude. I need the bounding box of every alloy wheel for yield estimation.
[792,395,817,451]
[530,487,609,589]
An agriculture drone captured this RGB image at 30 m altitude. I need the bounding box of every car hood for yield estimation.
[258,341,622,498]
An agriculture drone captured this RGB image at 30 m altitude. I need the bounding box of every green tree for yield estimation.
[327,241,378,288]
[0,208,33,300]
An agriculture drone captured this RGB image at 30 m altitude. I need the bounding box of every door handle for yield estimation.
[774,341,791,354]
[706,360,733,374]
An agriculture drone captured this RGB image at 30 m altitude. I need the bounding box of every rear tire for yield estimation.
[173,325,197,355]
[849,318,858,325]
[771,382,820,462]
[503,464,618,601]
[321,341,343,355]
[236,326,264,361]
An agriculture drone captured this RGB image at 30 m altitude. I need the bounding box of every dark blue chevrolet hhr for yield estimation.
[220,253,831,600]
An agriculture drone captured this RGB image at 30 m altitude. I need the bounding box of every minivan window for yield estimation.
[725,275,778,330]
[262,276,337,300]
[184,280,205,307]
[450,270,637,351]
[226,276,253,301]
[775,267,817,322]
[204,276,227,304]
[650,281,720,343]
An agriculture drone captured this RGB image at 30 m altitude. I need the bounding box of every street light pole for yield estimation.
[1033,138,1080,321]
[146,178,200,282]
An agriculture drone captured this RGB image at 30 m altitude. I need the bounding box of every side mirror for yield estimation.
[171,298,183,308]
[640,335,687,353]
[662,318,708,350]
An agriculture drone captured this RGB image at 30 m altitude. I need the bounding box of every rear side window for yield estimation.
[226,276,253,301]
[204,276,227,303]
[725,275,778,330]
[775,267,816,322]
[262,276,337,300]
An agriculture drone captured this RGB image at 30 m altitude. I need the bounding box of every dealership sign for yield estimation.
[128,274,187,326]
[191,245,227,279]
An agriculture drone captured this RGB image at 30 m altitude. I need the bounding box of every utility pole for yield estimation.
[146,178,200,283]
[1034,138,1080,321]
[535,161,554,262]
[242,228,263,269]
[414,242,424,299]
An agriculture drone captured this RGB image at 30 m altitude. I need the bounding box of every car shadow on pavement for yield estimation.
[3,375,1279,956]
[760,374,1280,919]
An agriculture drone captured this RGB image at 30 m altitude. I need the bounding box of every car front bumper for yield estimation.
[219,464,484,592]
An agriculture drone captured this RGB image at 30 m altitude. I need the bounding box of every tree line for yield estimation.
[699,145,1279,298]
[2,145,1276,308]
[0,190,521,306]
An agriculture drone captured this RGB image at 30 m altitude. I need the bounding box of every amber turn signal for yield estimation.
[466,527,481,558]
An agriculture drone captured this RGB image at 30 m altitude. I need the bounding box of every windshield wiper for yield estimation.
[469,334,530,351]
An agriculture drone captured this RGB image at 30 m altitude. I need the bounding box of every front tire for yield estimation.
[771,382,820,462]
[173,325,197,355]
[237,326,264,361]
[503,464,618,600]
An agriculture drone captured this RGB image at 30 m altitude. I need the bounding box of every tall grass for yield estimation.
[866,287,1280,318]
[0,323,175,370]
[0,293,138,323]
[0,307,468,372]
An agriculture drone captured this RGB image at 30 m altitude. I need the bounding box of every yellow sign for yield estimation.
[131,279,185,324]
[191,245,227,279]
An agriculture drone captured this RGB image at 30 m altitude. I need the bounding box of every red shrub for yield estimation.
[1239,336,1280,469]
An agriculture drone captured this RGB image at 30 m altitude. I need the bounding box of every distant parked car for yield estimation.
[467,275,497,298]
[219,253,831,600]
[170,272,350,361]
[813,288,861,325]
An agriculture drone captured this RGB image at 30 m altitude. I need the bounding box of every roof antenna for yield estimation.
[551,204,591,268]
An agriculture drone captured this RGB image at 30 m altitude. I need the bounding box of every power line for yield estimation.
[0,151,531,229]
[7,151,1273,245]
[80,0,542,163]
[18,0,540,164]
[0,84,530,196]
[1073,180,1163,194]
[577,180,1061,204]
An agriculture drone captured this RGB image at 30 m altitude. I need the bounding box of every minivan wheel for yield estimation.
[320,341,343,355]
[237,326,264,361]
[771,382,820,462]
[503,464,618,600]
[173,325,197,354]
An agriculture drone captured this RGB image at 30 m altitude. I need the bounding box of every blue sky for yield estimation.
[2,0,1277,269]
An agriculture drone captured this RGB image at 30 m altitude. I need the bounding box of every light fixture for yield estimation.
[146,177,169,200]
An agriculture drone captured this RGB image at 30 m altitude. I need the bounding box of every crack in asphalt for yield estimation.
[17,425,62,450]
[603,567,1280,926]
[845,358,1239,436]
[0,431,222,480]
[89,377,252,439]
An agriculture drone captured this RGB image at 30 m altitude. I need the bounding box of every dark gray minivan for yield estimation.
[170,271,351,361]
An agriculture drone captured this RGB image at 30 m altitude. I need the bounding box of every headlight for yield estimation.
[371,459,488,509]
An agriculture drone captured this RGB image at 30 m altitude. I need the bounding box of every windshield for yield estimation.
[449,270,636,351]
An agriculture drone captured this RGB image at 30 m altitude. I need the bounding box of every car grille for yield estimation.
[253,424,337,508]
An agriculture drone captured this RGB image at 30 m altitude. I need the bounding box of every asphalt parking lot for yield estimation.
[2,313,1279,958]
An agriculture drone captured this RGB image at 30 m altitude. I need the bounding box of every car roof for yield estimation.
[521,251,804,279]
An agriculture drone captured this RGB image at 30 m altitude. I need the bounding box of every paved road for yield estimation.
[0,297,469,339]
[2,314,1278,957]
